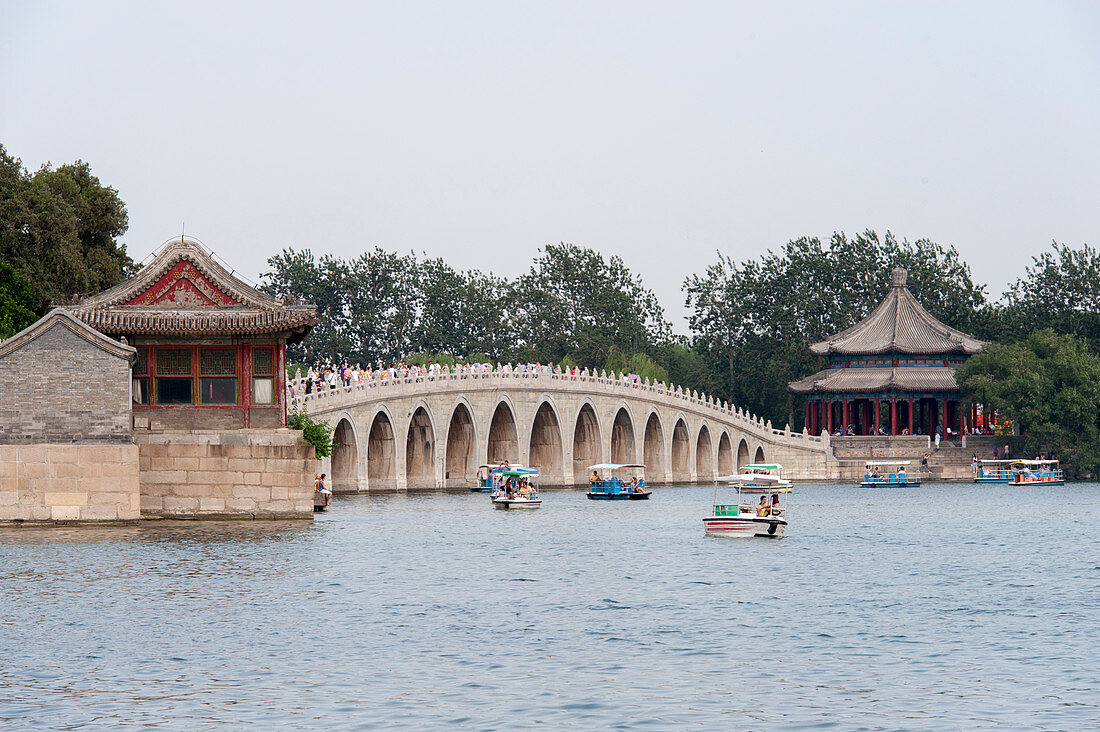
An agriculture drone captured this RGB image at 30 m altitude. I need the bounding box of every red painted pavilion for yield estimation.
[789,267,984,437]
[70,238,317,430]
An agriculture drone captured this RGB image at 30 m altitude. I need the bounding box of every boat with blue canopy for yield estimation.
[586,463,650,500]
[974,459,1016,484]
[861,460,920,487]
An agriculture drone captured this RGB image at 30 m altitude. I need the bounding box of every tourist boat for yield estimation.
[586,463,650,500]
[702,472,789,538]
[1008,459,1065,486]
[491,468,542,509]
[974,459,1016,484]
[860,460,920,487]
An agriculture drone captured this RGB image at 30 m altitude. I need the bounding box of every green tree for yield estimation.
[509,242,671,367]
[0,259,39,338]
[0,145,131,308]
[998,242,1100,350]
[956,330,1100,477]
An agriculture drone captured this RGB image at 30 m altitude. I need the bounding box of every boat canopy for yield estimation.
[586,463,646,470]
[720,473,792,486]
[500,468,539,477]
[865,460,911,466]
[978,459,1015,465]
[742,463,782,471]
[1010,459,1059,466]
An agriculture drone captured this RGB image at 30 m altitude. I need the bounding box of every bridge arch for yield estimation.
[572,401,601,481]
[671,417,690,479]
[529,400,564,485]
[367,407,397,491]
[643,410,665,481]
[405,404,436,491]
[444,400,477,489]
[330,415,360,492]
[610,406,637,464]
[487,399,519,464]
[696,423,715,479]
[736,438,750,470]
[717,431,733,476]
[754,445,766,465]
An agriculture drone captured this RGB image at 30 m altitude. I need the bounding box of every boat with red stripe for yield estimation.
[703,464,791,538]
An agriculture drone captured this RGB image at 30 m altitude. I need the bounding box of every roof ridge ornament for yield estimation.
[891,267,907,288]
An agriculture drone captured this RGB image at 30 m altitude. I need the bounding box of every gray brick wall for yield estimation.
[0,322,132,443]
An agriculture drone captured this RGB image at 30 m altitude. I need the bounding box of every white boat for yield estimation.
[491,468,542,509]
[702,468,790,538]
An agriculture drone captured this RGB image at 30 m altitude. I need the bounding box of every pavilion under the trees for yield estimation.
[789,267,985,436]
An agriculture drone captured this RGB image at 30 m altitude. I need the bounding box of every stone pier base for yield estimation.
[136,430,316,519]
[0,443,140,523]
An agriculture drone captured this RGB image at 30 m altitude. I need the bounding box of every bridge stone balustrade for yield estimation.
[297,370,831,492]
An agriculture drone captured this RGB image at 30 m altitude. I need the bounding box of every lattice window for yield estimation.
[133,348,148,376]
[156,348,193,376]
[200,348,237,376]
[253,348,273,376]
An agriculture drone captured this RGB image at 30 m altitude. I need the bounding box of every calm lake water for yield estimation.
[1,483,1097,730]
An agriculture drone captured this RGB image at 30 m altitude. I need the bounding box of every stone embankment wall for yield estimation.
[0,444,140,522]
[135,430,315,519]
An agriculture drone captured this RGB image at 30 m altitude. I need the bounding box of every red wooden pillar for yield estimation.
[826,400,832,433]
[889,400,897,435]
[939,398,946,435]
[842,400,849,432]
[907,399,914,434]
[874,398,881,434]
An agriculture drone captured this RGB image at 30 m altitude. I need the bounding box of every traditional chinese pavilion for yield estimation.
[789,267,984,437]
[70,238,317,430]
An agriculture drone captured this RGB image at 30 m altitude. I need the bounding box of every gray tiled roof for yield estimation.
[809,268,984,356]
[788,365,959,394]
[70,239,317,343]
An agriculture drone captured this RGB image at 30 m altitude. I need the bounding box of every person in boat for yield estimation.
[756,496,770,516]
[503,476,514,499]
[590,470,600,485]
[769,494,782,516]
[897,466,907,482]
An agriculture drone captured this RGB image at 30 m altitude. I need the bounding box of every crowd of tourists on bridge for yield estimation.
[287,360,659,398]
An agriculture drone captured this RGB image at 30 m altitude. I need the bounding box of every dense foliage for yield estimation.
[0,145,131,310]
[956,330,1100,477]
[287,407,333,459]
[262,243,671,379]
[0,260,39,339]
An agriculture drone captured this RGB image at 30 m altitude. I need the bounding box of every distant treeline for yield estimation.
[261,232,1100,419]
[1,145,1096,473]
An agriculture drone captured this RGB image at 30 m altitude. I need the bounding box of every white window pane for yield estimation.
[253,377,274,405]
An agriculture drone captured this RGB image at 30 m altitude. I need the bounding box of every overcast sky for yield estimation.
[3,1,1098,331]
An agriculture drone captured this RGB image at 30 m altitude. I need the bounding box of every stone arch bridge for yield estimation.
[300,370,830,492]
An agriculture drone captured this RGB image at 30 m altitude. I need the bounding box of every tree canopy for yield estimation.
[957,330,1100,476]
[262,242,670,373]
[0,145,131,310]
[0,260,38,339]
